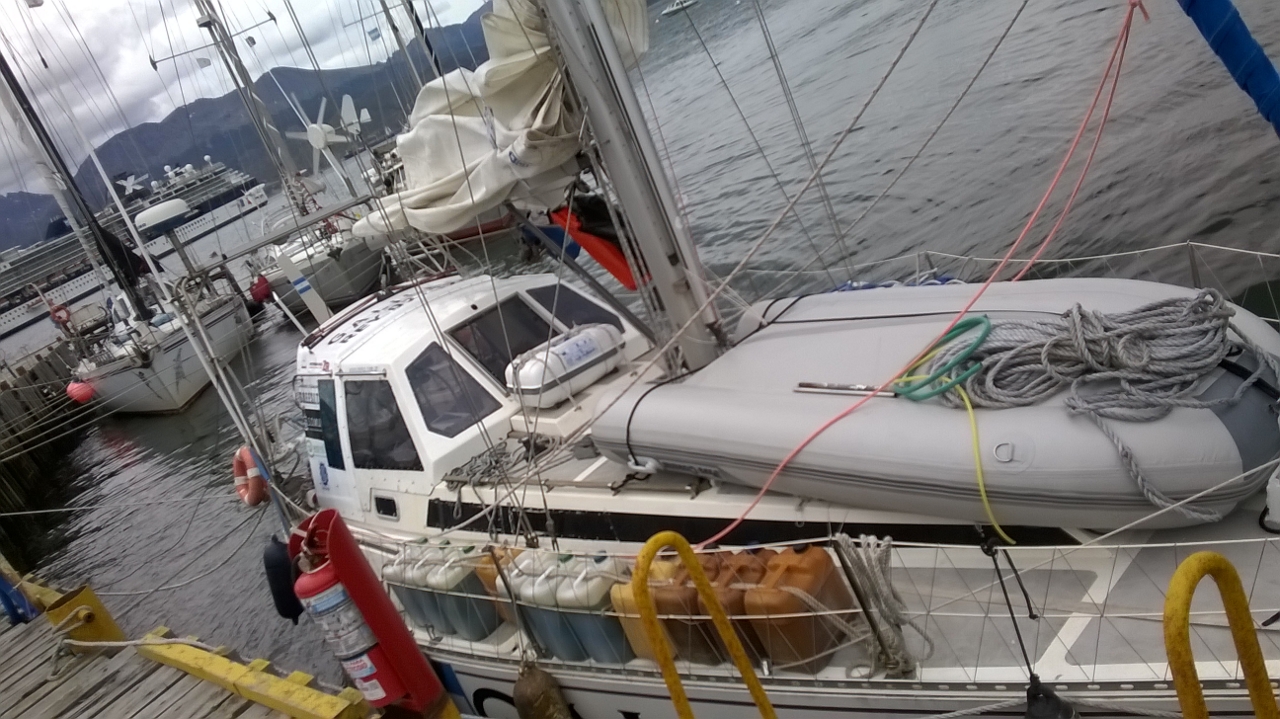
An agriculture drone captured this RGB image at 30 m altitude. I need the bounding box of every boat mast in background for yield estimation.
[541,0,724,371]
[190,0,361,202]
[0,44,152,321]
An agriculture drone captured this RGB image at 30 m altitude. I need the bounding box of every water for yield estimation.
[7,0,1280,685]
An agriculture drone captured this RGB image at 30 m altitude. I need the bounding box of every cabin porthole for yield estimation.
[374,495,399,520]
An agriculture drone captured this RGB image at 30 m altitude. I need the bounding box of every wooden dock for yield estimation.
[0,337,98,571]
[0,618,372,719]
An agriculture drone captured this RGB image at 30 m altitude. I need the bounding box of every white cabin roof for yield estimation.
[297,273,611,376]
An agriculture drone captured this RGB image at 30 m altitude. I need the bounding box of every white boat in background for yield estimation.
[0,157,267,340]
[75,292,253,414]
[259,230,386,316]
[660,0,697,16]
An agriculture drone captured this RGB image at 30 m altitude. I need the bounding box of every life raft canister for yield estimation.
[231,445,270,506]
[550,207,638,291]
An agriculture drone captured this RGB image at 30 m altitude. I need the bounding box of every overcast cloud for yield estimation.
[0,0,482,195]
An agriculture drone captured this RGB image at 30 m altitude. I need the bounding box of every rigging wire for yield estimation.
[752,0,1031,302]
[1010,0,1146,281]
[677,10,837,288]
[521,0,946,483]
[745,0,849,273]
[697,0,1145,549]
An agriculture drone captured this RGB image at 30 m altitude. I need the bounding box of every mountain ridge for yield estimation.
[0,2,491,252]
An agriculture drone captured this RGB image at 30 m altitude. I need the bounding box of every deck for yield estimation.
[0,618,364,719]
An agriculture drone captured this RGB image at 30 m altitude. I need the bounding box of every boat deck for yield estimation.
[0,618,356,719]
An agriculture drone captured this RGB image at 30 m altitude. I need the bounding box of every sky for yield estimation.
[0,0,485,196]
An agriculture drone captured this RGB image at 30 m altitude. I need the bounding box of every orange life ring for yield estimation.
[50,304,71,326]
[231,445,269,507]
[550,208,638,291]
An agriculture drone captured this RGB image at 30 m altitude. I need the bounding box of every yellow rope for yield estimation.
[954,385,1015,545]
[632,531,776,719]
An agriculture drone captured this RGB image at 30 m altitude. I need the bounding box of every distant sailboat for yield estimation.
[661,0,698,16]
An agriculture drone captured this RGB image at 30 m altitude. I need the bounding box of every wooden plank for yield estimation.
[196,692,255,719]
[236,702,290,719]
[1,653,106,716]
[166,674,242,716]
[63,650,164,719]
[0,625,60,687]
[127,674,206,719]
[0,621,57,661]
[0,619,49,658]
[0,649,86,713]
[95,665,189,719]
[22,647,142,719]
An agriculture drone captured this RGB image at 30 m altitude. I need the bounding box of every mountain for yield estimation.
[0,4,492,251]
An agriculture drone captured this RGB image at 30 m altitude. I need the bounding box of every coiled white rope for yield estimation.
[926,289,1280,520]
[836,534,933,675]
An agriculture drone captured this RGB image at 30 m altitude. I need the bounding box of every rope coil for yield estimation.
[917,289,1280,520]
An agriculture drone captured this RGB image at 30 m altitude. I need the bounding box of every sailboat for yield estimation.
[258,0,1280,715]
[0,43,253,415]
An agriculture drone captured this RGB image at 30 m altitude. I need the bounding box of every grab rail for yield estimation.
[1163,551,1278,719]
[632,530,775,719]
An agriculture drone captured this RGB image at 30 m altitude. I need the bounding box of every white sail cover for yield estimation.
[352,0,649,237]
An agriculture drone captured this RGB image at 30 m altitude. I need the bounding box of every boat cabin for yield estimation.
[295,274,651,523]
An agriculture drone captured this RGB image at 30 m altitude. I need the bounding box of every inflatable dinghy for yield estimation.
[592,278,1280,530]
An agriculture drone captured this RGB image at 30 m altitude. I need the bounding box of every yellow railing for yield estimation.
[1163,551,1279,719]
[632,530,775,719]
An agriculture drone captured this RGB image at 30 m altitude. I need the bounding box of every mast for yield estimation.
[377,0,425,91]
[191,0,302,190]
[400,0,442,78]
[0,44,152,320]
[540,0,723,370]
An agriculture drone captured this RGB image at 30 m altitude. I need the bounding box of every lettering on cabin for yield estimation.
[325,295,416,345]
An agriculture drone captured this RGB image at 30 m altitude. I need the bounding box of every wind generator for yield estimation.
[284,94,368,198]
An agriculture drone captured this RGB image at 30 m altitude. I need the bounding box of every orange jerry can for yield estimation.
[610,559,679,661]
[474,547,522,625]
[699,548,777,663]
[744,545,855,673]
[651,552,724,665]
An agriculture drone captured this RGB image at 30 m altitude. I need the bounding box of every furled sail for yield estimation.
[352,0,649,237]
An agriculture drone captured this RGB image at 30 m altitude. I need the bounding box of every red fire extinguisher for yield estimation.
[295,554,407,705]
[291,509,452,715]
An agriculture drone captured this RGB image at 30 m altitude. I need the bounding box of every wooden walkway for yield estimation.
[0,618,326,719]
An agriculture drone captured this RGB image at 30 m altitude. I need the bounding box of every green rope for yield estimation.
[894,315,992,401]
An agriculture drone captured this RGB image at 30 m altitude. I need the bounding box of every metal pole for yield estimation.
[192,0,301,182]
[377,0,424,91]
[540,0,722,371]
[0,45,149,319]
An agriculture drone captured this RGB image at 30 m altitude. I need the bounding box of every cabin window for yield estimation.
[406,343,502,438]
[316,380,345,470]
[450,297,558,382]
[344,380,423,471]
[526,285,623,332]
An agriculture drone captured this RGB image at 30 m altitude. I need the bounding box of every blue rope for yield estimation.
[1179,0,1280,137]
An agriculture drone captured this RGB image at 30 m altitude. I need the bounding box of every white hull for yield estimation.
[82,297,253,414]
[266,242,383,315]
[434,649,1202,719]
[0,271,104,339]
[142,184,269,259]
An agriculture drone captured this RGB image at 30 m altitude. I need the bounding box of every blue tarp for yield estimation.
[1179,0,1280,137]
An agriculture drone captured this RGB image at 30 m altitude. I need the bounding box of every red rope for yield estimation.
[1012,0,1148,281]
[697,2,1147,549]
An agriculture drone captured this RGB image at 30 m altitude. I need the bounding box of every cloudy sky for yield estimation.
[0,0,484,195]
